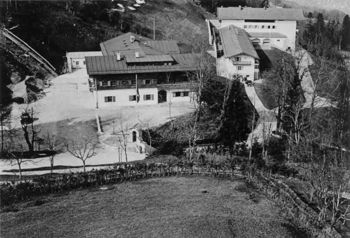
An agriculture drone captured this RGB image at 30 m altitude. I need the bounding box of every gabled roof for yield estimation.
[219,25,259,59]
[86,53,200,75]
[217,7,305,21]
[143,41,180,54]
[100,32,180,56]
[248,32,287,38]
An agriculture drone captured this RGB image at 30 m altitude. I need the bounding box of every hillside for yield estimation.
[283,0,349,19]
[1,0,211,71]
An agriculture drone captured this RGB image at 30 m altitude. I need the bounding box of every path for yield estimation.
[4,69,195,176]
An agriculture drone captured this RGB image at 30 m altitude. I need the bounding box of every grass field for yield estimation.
[0,177,308,238]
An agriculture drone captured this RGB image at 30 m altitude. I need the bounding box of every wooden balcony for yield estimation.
[232,61,252,66]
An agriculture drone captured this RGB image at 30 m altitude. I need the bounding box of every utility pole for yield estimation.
[153,17,156,40]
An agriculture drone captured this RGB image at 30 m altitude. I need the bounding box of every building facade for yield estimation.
[85,34,199,107]
[207,7,305,52]
[211,25,260,80]
[66,51,102,72]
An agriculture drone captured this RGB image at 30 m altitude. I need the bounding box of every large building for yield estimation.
[86,33,200,107]
[206,6,305,81]
[208,7,305,52]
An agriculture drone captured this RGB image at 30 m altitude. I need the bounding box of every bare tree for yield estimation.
[186,46,216,160]
[20,107,39,152]
[66,136,97,173]
[115,116,129,163]
[45,131,58,176]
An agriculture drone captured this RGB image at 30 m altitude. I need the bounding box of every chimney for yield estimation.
[116,52,121,61]
[130,35,135,43]
[135,51,140,58]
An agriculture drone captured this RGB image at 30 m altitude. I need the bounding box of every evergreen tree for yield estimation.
[341,15,350,50]
[217,80,249,154]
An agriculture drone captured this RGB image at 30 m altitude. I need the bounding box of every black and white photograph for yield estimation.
[0,0,349,237]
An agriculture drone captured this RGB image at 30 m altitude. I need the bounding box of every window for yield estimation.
[244,25,247,29]
[129,95,137,101]
[235,57,241,62]
[101,81,109,87]
[255,65,259,69]
[75,61,79,66]
[268,25,271,29]
[143,79,151,85]
[111,80,118,86]
[272,25,276,29]
[255,25,258,29]
[143,94,154,101]
[173,91,189,97]
[262,25,265,29]
[104,96,116,103]
[174,92,181,97]
[83,60,86,65]
[263,39,271,44]
[237,66,243,70]
[277,39,280,42]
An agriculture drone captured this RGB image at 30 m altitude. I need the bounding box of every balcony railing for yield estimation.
[232,61,252,66]
[96,82,197,91]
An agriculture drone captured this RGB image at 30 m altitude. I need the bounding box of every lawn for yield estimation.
[0,177,308,238]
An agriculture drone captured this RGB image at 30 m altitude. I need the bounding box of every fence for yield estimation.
[0,28,57,76]
[0,163,238,207]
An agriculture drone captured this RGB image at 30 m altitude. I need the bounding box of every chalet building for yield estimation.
[65,51,102,72]
[206,6,305,81]
[215,25,260,80]
[86,33,200,107]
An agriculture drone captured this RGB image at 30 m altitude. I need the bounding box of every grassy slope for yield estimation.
[0,177,307,238]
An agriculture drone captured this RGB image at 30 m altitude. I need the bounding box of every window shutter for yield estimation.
[143,95,146,100]
[151,94,154,100]
[112,96,116,102]
[108,81,111,86]
[99,81,103,87]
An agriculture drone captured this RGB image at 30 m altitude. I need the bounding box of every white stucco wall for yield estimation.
[216,55,256,80]
[96,87,194,107]
[97,88,158,107]
[167,89,193,103]
[275,20,297,51]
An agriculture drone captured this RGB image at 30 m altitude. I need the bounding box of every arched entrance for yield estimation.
[132,131,137,142]
[158,90,167,103]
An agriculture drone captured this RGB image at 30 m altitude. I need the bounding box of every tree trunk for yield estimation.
[50,157,54,177]
[22,126,33,152]
[17,159,22,181]
[83,160,86,173]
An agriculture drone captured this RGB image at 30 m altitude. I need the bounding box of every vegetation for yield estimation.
[0,177,304,238]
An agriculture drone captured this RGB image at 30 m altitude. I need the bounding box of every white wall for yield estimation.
[216,55,256,80]
[167,89,193,103]
[71,58,86,71]
[275,20,297,51]
[97,88,158,107]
